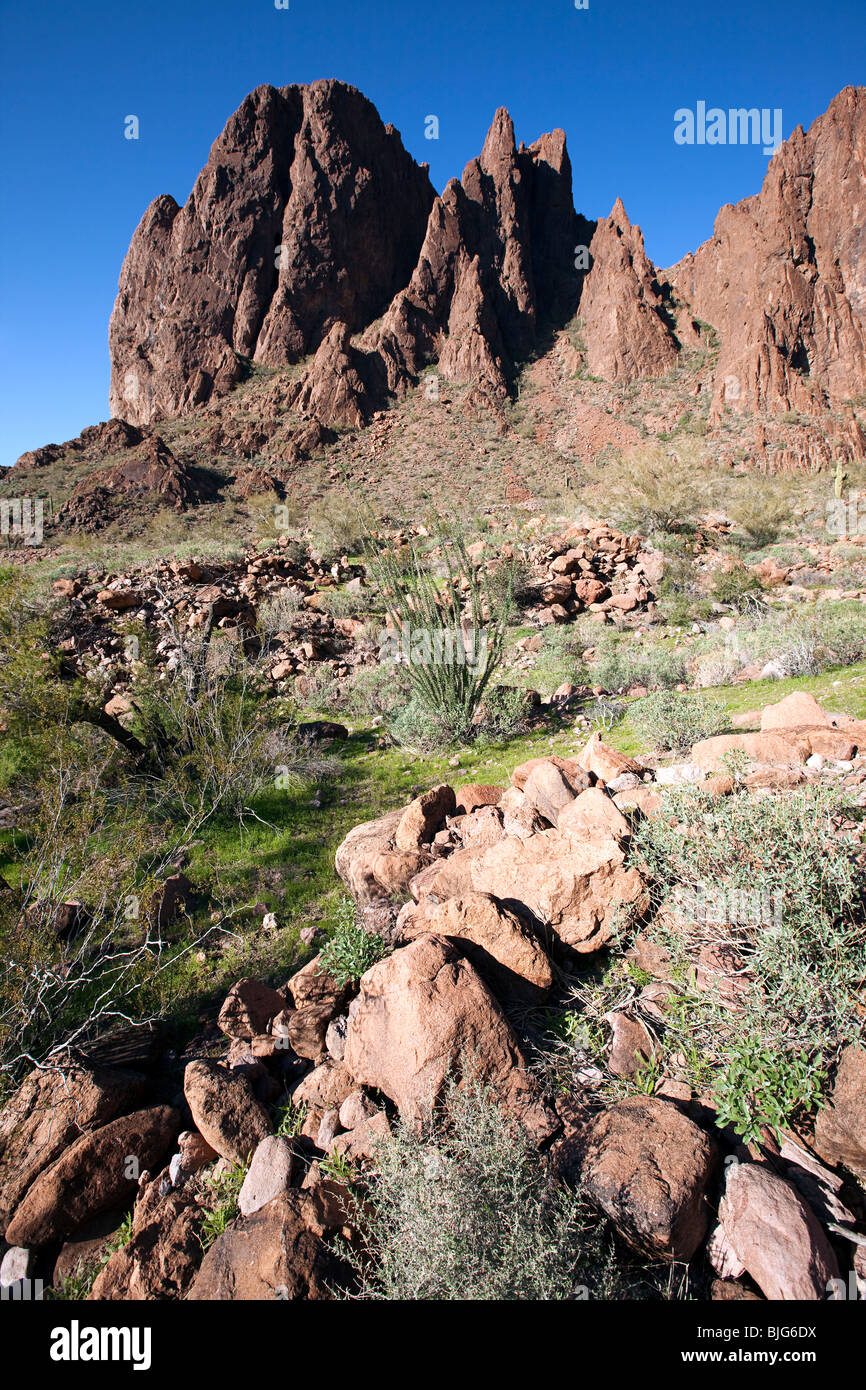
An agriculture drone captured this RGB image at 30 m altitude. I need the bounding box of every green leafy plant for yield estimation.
[713,1039,825,1144]
[318,897,389,987]
[630,690,728,752]
[200,1160,248,1249]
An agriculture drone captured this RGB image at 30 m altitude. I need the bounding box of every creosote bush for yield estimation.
[351,1079,623,1301]
[630,690,729,751]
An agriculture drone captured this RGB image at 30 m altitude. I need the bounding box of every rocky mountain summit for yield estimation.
[106,80,866,434]
[5,81,866,525]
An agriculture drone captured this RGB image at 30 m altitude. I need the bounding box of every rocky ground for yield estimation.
[0,684,864,1302]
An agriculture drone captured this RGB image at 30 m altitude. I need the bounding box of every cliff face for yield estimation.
[108,81,437,424]
[102,82,866,436]
[668,86,866,417]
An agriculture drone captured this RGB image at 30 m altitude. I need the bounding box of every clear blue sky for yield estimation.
[1,0,863,465]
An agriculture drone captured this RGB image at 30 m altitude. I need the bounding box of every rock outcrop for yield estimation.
[669,86,866,418]
[577,199,680,381]
[109,80,436,423]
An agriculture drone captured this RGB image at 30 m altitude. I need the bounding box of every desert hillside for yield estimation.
[0,79,864,1311]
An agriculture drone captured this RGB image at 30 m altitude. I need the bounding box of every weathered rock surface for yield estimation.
[90,1178,202,1301]
[183,1061,272,1165]
[580,1097,717,1261]
[669,87,866,420]
[187,1191,349,1300]
[109,80,436,423]
[342,933,555,1139]
[813,1045,866,1181]
[5,1106,179,1247]
[398,891,553,1003]
[578,199,680,382]
[718,1163,840,1300]
[0,1058,146,1237]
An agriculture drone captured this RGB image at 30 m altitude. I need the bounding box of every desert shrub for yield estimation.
[710,562,763,607]
[475,684,532,741]
[591,632,687,693]
[630,691,728,751]
[728,491,791,549]
[487,554,534,614]
[656,556,714,625]
[352,1080,623,1301]
[318,896,389,985]
[364,518,512,744]
[587,696,627,732]
[200,1161,247,1249]
[257,589,304,637]
[315,585,374,619]
[308,490,367,557]
[633,784,866,1059]
[816,609,866,667]
[604,441,709,534]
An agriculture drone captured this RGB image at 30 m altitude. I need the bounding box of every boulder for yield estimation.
[577,733,643,783]
[89,1179,201,1301]
[282,956,354,1061]
[454,783,505,815]
[218,979,287,1040]
[238,1136,295,1217]
[187,1191,350,1300]
[468,830,646,954]
[0,1058,146,1236]
[580,1096,717,1261]
[510,754,590,794]
[398,892,553,1003]
[5,1106,180,1248]
[394,784,456,852]
[690,731,810,773]
[813,1045,866,1182]
[183,1061,271,1166]
[522,760,582,828]
[557,786,631,842]
[718,1163,839,1300]
[760,692,832,731]
[342,933,555,1140]
[335,808,429,904]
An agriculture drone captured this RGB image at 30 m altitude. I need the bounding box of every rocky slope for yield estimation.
[5,82,866,528]
[668,86,866,419]
[1,693,864,1301]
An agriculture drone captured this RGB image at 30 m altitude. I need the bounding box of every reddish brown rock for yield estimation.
[218,978,287,1040]
[718,1163,839,1300]
[342,933,555,1139]
[109,81,435,424]
[5,1107,180,1248]
[0,1060,146,1238]
[454,783,505,815]
[581,1096,717,1261]
[398,891,553,1004]
[557,786,631,842]
[89,1178,201,1301]
[813,1045,866,1182]
[577,733,643,783]
[669,88,866,420]
[394,784,456,852]
[335,808,429,905]
[578,199,680,382]
[183,1061,271,1166]
[187,1191,350,1300]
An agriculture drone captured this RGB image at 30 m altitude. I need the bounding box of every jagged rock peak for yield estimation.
[109,80,437,425]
